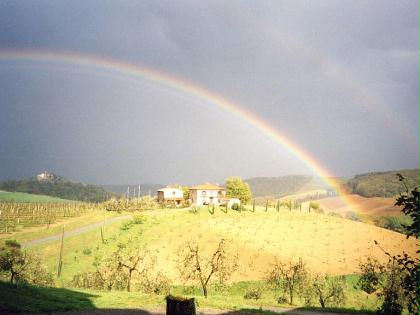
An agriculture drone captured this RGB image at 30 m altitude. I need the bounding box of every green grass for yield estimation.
[0,190,74,203]
[0,281,97,312]
[0,280,378,313]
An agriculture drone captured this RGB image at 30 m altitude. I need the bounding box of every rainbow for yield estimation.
[0,49,354,209]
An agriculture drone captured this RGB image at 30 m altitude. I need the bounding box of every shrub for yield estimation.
[244,287,262,300]
[345,211,361,222]
[189,205,199,214]
[314,208,324,214]
[231,203,239,211]
[120,221,134,231]
[141,272,171,295]
[374,216,410,234]
[82,247,92,255]
[0,240,53,286]
[132,214,146,224]
[277,296,288,304]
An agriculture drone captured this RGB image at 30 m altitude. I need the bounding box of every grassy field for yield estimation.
[0,278,378,313]
[0,190,74,203]
[13,205,416,312]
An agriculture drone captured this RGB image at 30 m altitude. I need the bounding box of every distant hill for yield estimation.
[0,191,74,203]
[101,184,162,197]
[0,177,114,202]
[346,169,419,198]
[245,175,313,198]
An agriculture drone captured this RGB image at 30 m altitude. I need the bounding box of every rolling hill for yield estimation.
[0,177,114,202]
[245,169,418,200]
[347,168,419,197]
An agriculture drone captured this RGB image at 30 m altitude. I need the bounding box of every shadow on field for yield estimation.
[0,281,370,315]
[0,281,98,313]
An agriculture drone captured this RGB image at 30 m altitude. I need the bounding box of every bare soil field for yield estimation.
[142,209,417,282]
[312,194,401,217]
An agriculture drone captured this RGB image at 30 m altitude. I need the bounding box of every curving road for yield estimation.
[21,215,133,249]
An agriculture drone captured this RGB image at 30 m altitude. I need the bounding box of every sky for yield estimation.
[0,1,418,185]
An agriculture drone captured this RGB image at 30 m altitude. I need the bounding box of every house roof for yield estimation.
[190,183,225,190]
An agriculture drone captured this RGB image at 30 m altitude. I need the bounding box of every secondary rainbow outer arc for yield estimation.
[0,50,354,210]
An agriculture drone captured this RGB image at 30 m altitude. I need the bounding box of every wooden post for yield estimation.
[46,208,50,230]
[252,199,255,212]
[101,212,106,244]
[166,295,196,315]
[57,225,65,277]
[265,200,268,212]
[276,200,280,212]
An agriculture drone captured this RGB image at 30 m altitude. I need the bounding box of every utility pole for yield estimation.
[126,186,130,199]
[138,184,141,198]
[57,225,65,277]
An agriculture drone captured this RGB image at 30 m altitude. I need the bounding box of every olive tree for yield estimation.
[266,257,308,305]
[0,239,53,286]
[177,239,238,298]
[307,274,346,308]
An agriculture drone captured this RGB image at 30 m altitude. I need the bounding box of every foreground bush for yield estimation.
[303,274,346,308]
[71,244,169,294]
[0,240,53,286]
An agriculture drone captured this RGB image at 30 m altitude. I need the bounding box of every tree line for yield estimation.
[0,179,114,202]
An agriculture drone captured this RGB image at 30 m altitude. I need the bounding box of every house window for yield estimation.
[201,191,206,196]
[172,191,176,195]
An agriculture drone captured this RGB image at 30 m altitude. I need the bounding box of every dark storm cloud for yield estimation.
[0,1,418,184]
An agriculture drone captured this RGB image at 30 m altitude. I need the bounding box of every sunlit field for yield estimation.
[31,207,417,282]
[4,203,411,312]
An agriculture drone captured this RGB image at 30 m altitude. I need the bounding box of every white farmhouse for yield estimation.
[157,187,184,205]
[189,183,226,206]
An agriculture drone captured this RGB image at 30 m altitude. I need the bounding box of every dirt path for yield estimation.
[21,215,132,249]
[21,208,190,249]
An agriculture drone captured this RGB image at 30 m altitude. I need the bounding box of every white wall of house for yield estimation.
[193,189,225,206]
[157,188,183,199]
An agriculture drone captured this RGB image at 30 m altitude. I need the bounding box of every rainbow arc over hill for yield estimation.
[0,50,354,210]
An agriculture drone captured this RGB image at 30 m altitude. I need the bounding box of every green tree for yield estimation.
[308,201,320,213]
[372,174,420,315]
[0,240,25,283]
[0,240,53,286]
[225,177,252,204]
[182,186,190,201]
